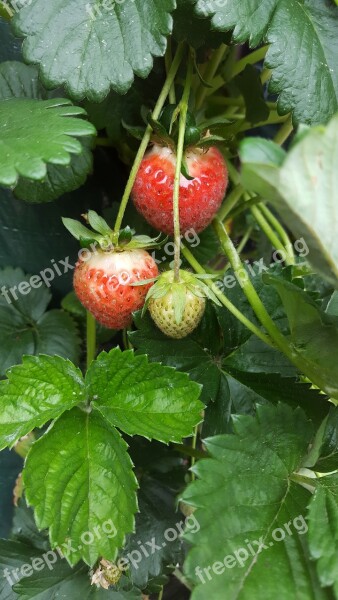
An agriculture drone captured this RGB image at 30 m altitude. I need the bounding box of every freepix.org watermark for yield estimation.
[2,513,200,588]
[0,229,200,306]
[2,518,117,587]
[195,514,308,584]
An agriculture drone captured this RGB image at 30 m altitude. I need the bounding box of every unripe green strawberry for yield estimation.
[143,269,220,339]
[149,288,205,339]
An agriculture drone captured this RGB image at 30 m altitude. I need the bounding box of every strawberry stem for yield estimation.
[195,43,228,111]
[173,49,194,282]
[86,311,97,369]
[181,245,272,346]
[165,37,176,105]
[113,42,185,239]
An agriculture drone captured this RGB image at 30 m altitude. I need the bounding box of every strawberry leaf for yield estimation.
[24,408,138,567]
[0,355,85,450]
[0,267,80,377]
[86,348,203,443]
[193,0,338,124]
[308,474,338,592]
[13,0,176,101]
[0,98,95,187]
[181,404,324,599]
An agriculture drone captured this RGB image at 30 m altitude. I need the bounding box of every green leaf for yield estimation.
[13,0,176,101]
[0,355,85,450]
[0,98,95,187]
[308,408,338,473]
[0,61,94,202]
[241,115,338,288]
[194,0,338,124]
[264,273,338,399]
[182,403,326,599]
[240,137,286,202]
[276,114,338,287]
[121,475,185,588]
[86,348,203,443]
[24,408,138,567]
[0,267,80,377]
[308,474,338,593]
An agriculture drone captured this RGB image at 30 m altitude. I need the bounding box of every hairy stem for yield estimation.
[173,50,194,281]
[213,219,299,359]
[217,184,244,221]
[113,42,185,237]
[274,115,293,145]
[259,203,295,264]
[165,37,176,104]
[181,246,272,346]
[250,204,294,266]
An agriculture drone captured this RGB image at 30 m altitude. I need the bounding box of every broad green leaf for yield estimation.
[0,61,94,202]
[277,115,338,287]
[182,404,326,600]
[24,408,138,567]
[194,0,338,124]
[0,267,80,377]
[86,348,203,443]
[0,98,95,187]
[308,474,338,594]
[0,355,85,450]
[13,0,175,101]
[241,116,338,288]
[240,137,286,202]
[264,273,338,399]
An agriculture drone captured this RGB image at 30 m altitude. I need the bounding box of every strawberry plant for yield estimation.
[0,1,338,599]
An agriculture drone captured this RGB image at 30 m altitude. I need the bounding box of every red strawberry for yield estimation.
[73,249,158,329]
[132,144,228,234]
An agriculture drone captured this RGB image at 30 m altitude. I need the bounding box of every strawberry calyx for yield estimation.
[62,210,165,252]
[141,269,221,324]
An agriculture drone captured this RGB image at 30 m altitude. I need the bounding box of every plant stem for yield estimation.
[158,587,164,600]
[260,68,272,84]
[86,311,96,369]
[165,37,176,104]
[213,219,298,358]
[173,443,207,459]
[217,184,244,221]
[181,246,272,346]
[230,45,269,79]
[195,43,228,111]
[113,42,185,237]
[250,204,294,266]
[174,568,193,591]
[274,115,293,145]
[259,203,295,263]
[0,2,11,20]
[173,50,194,281]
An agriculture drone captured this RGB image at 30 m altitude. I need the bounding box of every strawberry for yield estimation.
[74,248,158,329]
[62,211,160,329]
[132,144,228,235]
[144,270,220,339]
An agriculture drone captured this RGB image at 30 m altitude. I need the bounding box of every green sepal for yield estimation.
[62,217,102,243]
